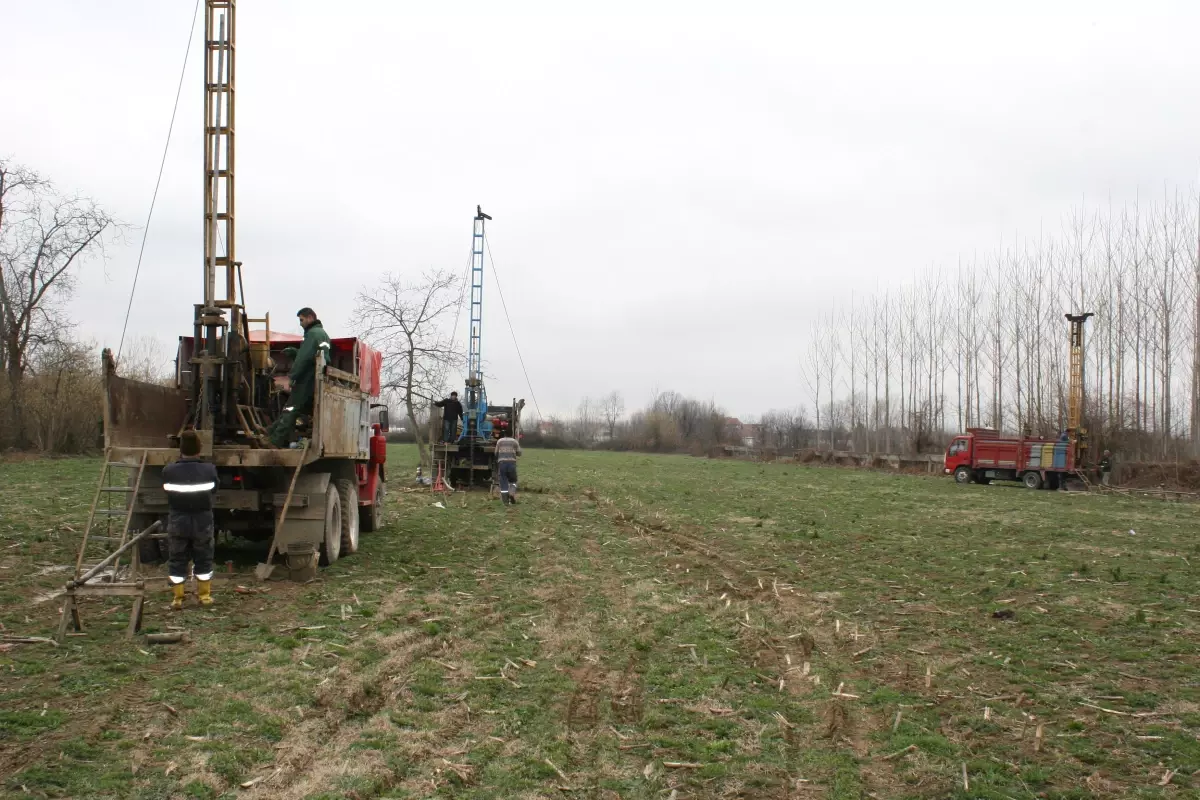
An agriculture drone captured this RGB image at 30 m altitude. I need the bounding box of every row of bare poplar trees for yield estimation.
[794,186,1200,460]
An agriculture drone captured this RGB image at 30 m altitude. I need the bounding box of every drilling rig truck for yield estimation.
[432,207,525,490]
[94,0,389,582]
[944,313,1092,490]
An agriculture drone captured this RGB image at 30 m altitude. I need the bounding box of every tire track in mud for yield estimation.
[3,579,323,787]
[0,669,167,782]
[586,492,892,796]
[477,503,661,795]
[245,607,507,800]
[245,629,433,800]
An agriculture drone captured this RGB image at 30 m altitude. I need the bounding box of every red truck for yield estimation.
[943,427,1080,490]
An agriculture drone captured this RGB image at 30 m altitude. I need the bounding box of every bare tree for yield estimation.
[600,390,625,440]
[355,270,461,472]
[0,160,118,447]
[1191,188,1200,455]
[786,182,1200,462]
[800,319,826,448]
[817,311,842,447]
[574,396,601,443]
[119,335,174,385]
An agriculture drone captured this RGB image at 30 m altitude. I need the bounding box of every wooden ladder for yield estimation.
[58,450,151,642]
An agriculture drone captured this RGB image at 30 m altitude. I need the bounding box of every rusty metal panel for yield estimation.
[104,373,188,450]
[275,473,330,536]
[270,493,309,509]
[317,381,369,459]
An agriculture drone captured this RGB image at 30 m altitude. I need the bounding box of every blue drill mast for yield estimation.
[463,205,492,441]
[432,205,525,490]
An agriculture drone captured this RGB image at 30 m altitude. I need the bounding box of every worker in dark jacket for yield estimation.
[1099,450,1114,487]
[269,307,332,447]
[434,391,464,442]
[162,430,219,609]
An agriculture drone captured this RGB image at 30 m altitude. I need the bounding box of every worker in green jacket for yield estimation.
[268,307,331,447]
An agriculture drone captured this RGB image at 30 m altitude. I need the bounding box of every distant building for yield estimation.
[724,417,761,448]
[740,423,761,448]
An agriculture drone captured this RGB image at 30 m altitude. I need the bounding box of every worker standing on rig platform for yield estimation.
[434,392,464,443]
[496,431,522,504]
[269,308,331,448]
[163,430,219,609]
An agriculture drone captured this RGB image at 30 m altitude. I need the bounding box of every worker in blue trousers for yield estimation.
[434,392,464,443]
[495,431,521,504]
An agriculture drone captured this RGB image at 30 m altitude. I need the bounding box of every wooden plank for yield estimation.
[126,596,144,639]
[56,594,77,644]
[261,441,310,569]
[112,446,305,468]
[325,365,359,385]
[74,583,145,598]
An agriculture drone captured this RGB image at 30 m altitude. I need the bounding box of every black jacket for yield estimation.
[161,457,219,513]
[435,397,464,421]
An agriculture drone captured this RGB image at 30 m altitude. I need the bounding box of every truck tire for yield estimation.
[953,466,973,484]
[137,529,168,564]
[130,514,166,564]
[360,482,384,533]
[1022,471,1043,490]
[319,483,342,566]
[335,479,359,555]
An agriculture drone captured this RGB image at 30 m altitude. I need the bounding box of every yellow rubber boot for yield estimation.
[171,583,185,611]
[197,579,213,607]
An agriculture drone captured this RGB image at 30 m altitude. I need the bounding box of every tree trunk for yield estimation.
[6,361,26,449]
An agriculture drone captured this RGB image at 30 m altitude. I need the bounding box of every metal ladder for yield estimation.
[58,450,152,642]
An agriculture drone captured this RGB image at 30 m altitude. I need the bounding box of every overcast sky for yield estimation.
[4,0,1198,419]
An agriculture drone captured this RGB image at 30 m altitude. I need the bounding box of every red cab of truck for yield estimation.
[944,427,1078,490]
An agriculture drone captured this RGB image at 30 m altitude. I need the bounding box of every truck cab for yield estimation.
[944,435,972,480]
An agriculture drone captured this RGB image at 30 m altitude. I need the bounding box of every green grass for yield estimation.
[3,447,1200,797]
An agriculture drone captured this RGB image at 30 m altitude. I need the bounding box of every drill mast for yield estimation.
[464,205,491,438]
[1066,312,1093,458]
[195,0,248,438]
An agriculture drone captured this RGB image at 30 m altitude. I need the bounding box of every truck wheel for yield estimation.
[360,482,384,533]
[131,515,165,564]
[335,479,359,555]
[137,531,168,565]
[1023,471,1043,490]
[319,483,342,566]
[953,466,973,484]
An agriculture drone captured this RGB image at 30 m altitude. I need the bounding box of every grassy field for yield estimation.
[3,447,1200,799]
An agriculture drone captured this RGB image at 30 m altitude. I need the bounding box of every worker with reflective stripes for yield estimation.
[269,307,332,447]
[162,430,219,609]
[495,433,521,505]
